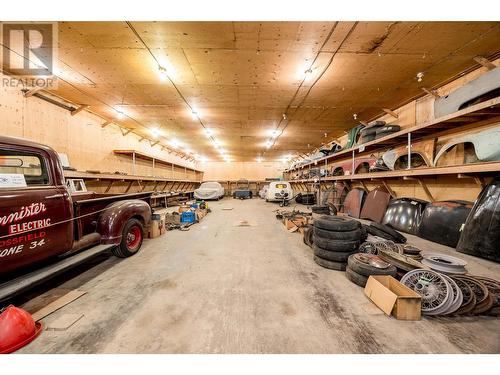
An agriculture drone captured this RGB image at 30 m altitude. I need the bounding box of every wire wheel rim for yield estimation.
[401,269,452,314]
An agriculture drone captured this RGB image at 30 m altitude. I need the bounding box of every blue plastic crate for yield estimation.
[180,211,196,223]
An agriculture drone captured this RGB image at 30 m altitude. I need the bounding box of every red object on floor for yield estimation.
[0,305,43,354]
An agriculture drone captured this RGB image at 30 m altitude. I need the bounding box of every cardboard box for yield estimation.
[148,217,165,238]
[164,213,181,225]
[195,208,207,220]
[364,275,421,320]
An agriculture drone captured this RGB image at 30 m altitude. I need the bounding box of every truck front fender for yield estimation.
[97,199,152,245]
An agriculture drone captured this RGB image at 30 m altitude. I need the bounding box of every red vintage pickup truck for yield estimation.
[0,136,152,300]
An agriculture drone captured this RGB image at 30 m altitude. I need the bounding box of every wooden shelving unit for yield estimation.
[289,162,500,183]
[285,97,500,175]
[64,170,200,195]
[113,149,204,181]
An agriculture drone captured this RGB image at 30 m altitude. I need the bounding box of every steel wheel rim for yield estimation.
[441,274,463,314]
[126,225,142,251]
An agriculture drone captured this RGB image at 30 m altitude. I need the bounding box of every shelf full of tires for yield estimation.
[302,193,500,320]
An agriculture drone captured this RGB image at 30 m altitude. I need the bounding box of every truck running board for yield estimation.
[0,244,115,304]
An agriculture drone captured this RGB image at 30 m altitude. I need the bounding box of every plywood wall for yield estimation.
[202,161,285,181]
[0,77,198,179]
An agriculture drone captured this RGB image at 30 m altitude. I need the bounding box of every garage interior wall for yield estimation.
[202,161,285,181]
[0,77,197,177]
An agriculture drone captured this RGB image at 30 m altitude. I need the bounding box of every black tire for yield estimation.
[313,245,355,262]
[303,225,314,248]
[377,125,401,133]
[345,267,369,287]
[113,218,144,258]
[347,254,397,276]
[311,205,330,214]
[359,134,376,143]
[365,225,397,241]
[313,235,360,252]
[313,255,347,271]
[314,226,362,241]
[360,225,368,242]
[314,216,360,232]
[371,222,407,243]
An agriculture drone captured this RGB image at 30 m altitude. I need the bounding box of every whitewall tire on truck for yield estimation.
[112,218,144,258]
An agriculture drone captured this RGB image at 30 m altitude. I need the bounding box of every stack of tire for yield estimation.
[312,216,365,271]
[346,253,397,287]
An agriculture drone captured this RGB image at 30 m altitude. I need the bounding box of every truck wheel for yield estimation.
[113,218,144,258]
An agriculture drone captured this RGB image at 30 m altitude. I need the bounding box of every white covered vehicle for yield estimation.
[194,181,225,200]
[266,181,293,202]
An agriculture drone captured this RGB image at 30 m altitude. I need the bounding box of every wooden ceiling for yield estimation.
[47,21,500,161]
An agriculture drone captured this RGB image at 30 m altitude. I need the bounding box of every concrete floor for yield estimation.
[18,198,500,354]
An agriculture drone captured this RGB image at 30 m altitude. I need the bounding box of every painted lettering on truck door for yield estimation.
[0,148,73,276]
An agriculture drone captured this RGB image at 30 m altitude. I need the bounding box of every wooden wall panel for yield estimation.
[0,79,200,180]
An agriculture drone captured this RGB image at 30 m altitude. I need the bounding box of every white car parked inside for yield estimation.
[266,181,293,202]
[194,181,225,200]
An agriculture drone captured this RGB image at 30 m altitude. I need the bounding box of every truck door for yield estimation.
[0,147,73,277]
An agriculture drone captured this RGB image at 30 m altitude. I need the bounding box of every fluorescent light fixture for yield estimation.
[158,65,168,81]
[304,68,313,81]
[149,127,162,138]
[204,128,213,137]
[270,129,280,138]
[116,108,125,120]
[169,139,181,149]
[191,109,199,120]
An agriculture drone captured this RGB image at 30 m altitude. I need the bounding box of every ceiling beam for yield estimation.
[70,104,89,117]
[473,56,496,70]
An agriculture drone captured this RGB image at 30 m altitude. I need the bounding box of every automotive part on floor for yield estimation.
[417,200,472,248]
[421,253,467,274]
[456,177,500,262]
[343,188,366,218]
[366,222,407,243]
[382,198,428,235]
[295,192,316,205]
[347,253,397,277]
[313,255,347,271]
[360,187,392,223]
[345,267,368,287]
[400,269,454,315]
